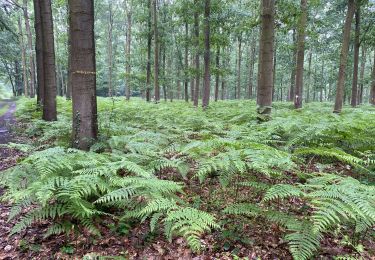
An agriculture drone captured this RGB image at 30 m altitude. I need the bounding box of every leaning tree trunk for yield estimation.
[23,0,36,98]
[257,0,275,118]
[294,0,308,109]
[40,0,57,121]
[351,5,360,107]
[153,0,160,103]
[202,0,211,109]
[69,0,98,150]
[334,0,355,113]
[33,0,44,105]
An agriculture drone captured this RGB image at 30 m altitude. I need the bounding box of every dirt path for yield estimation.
[0,100,16,145]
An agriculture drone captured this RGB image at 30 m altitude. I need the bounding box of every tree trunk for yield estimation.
[236,35,242,99]
[69,0,98,150]
[125,1,132,100]
[272,39,277,101]
[33,0,44,104]
[289,29,297,101]
[248,33,256,99]
[162,46,167,101]
[40,0,57,121]
[370,51,375,105]
[202,0,211,109]
[146,0,152,102]
[23,0,36,98]
[257,0,275,118]
[184,22,189,102]
[214,46,220,102]
[107,2,113,97]
[294,0,307,109]
[358,46,366,104]
[66,2,72,100]
[18,17,28,97]
[306,51,312,103]
[153,0,160,103]
[193,0,200,107]
[351,5,360,107]
[334,0,355,113]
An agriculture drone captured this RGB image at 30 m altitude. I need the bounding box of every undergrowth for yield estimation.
[1,97,375,259]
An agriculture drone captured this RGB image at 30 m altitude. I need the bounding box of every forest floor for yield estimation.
[0,98,374,260]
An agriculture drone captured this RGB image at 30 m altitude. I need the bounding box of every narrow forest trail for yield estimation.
[0,100,16,145]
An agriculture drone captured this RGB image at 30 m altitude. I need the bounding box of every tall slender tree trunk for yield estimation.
[107,2,113,97]
[153,0,160,103]
[334,0,356,113]
[370,50,375,105]
[69,0,97,150]
[248,33,256,99]
[18,17,28,97]
[202,0,211,109]
[257,0,275,118]
[146,0,152,102]
[193,0,200,107]
[236,35,242,99]
[162,46,167,101]
[351,5,360,107]
[358,46,366,104]
[66,2,72,100]
[23,0,36,98]
[306,51,312,103]
[125,1,133,100]
[40,0,57,121]
[184,22,189,102]
[190,55,195,102]
[272,39,277,101]
[289,29,297,101]
[33,0,44,104]
[294,0,307,109]
[214,46,220,102]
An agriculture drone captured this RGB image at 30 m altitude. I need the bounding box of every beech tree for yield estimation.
[333,0,355,113]
[69,0,98,150]
[257,0,275,118]
[294,0,308,109]
[40,0,57,121]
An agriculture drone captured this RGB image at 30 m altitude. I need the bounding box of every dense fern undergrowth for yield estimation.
[1,97,375,259]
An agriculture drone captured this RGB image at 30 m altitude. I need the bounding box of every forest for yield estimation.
[0,0,375,259]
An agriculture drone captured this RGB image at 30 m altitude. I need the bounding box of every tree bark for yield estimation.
[40,0,57,121]
[257,0,275,118]
[358,46,366,104]
[146,0,152,102]
[334,0,355,113]
[289,29,297,101]
[306,51,312,103]
[23,0,36,98]
[66,2,72,100]
[69,0,98,150]
[294,0,307,109]
[125,0,132,100]
[33,0,44,104]
[107,2,113,97]
[193,0,200,107]
[18,17,28,97]
[236,35,242,99]
[248,33,256,99]
[202,0,211,109]
[153,0,160,103]
[184,22,189,102]
[370,50,375,105]
[351,5,360,107]
[214,46,220,102]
